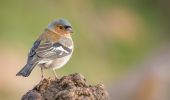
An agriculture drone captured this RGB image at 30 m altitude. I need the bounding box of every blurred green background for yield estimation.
[0,0,169,100]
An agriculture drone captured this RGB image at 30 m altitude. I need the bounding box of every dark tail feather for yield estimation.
[16,63,37,77]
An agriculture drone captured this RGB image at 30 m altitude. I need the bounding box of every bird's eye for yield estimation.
[58,25,64,30]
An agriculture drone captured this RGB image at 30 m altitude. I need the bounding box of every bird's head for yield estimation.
[47,18,73,36]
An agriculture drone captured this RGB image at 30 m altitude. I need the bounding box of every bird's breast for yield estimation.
[51,54,72,69]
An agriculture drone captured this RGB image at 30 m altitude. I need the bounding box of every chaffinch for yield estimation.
[16,18,74,78]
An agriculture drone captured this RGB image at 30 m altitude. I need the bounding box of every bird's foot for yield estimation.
[41,74,44,81]
[53,70,58,79]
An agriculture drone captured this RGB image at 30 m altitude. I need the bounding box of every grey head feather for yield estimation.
[47,18,72,29]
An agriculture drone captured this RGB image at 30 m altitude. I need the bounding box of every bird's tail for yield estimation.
[16,63,37,77]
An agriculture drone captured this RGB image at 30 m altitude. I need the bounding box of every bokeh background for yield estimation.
[0,0,169,100]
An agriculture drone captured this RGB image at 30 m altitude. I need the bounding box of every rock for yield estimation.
[21,73,109,100]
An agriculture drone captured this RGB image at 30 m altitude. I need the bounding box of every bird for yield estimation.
[16,18,74,78]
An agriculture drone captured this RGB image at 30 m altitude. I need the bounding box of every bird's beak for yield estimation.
[66,27,73,33]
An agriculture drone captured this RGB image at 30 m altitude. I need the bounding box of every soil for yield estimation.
[21,73,109,100]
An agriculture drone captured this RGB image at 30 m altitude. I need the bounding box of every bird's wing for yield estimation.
[35,41,72,59]
[27,40,41,64]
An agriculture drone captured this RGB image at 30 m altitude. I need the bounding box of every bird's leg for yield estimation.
[41,67,44,80]
[53,69,58,78]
